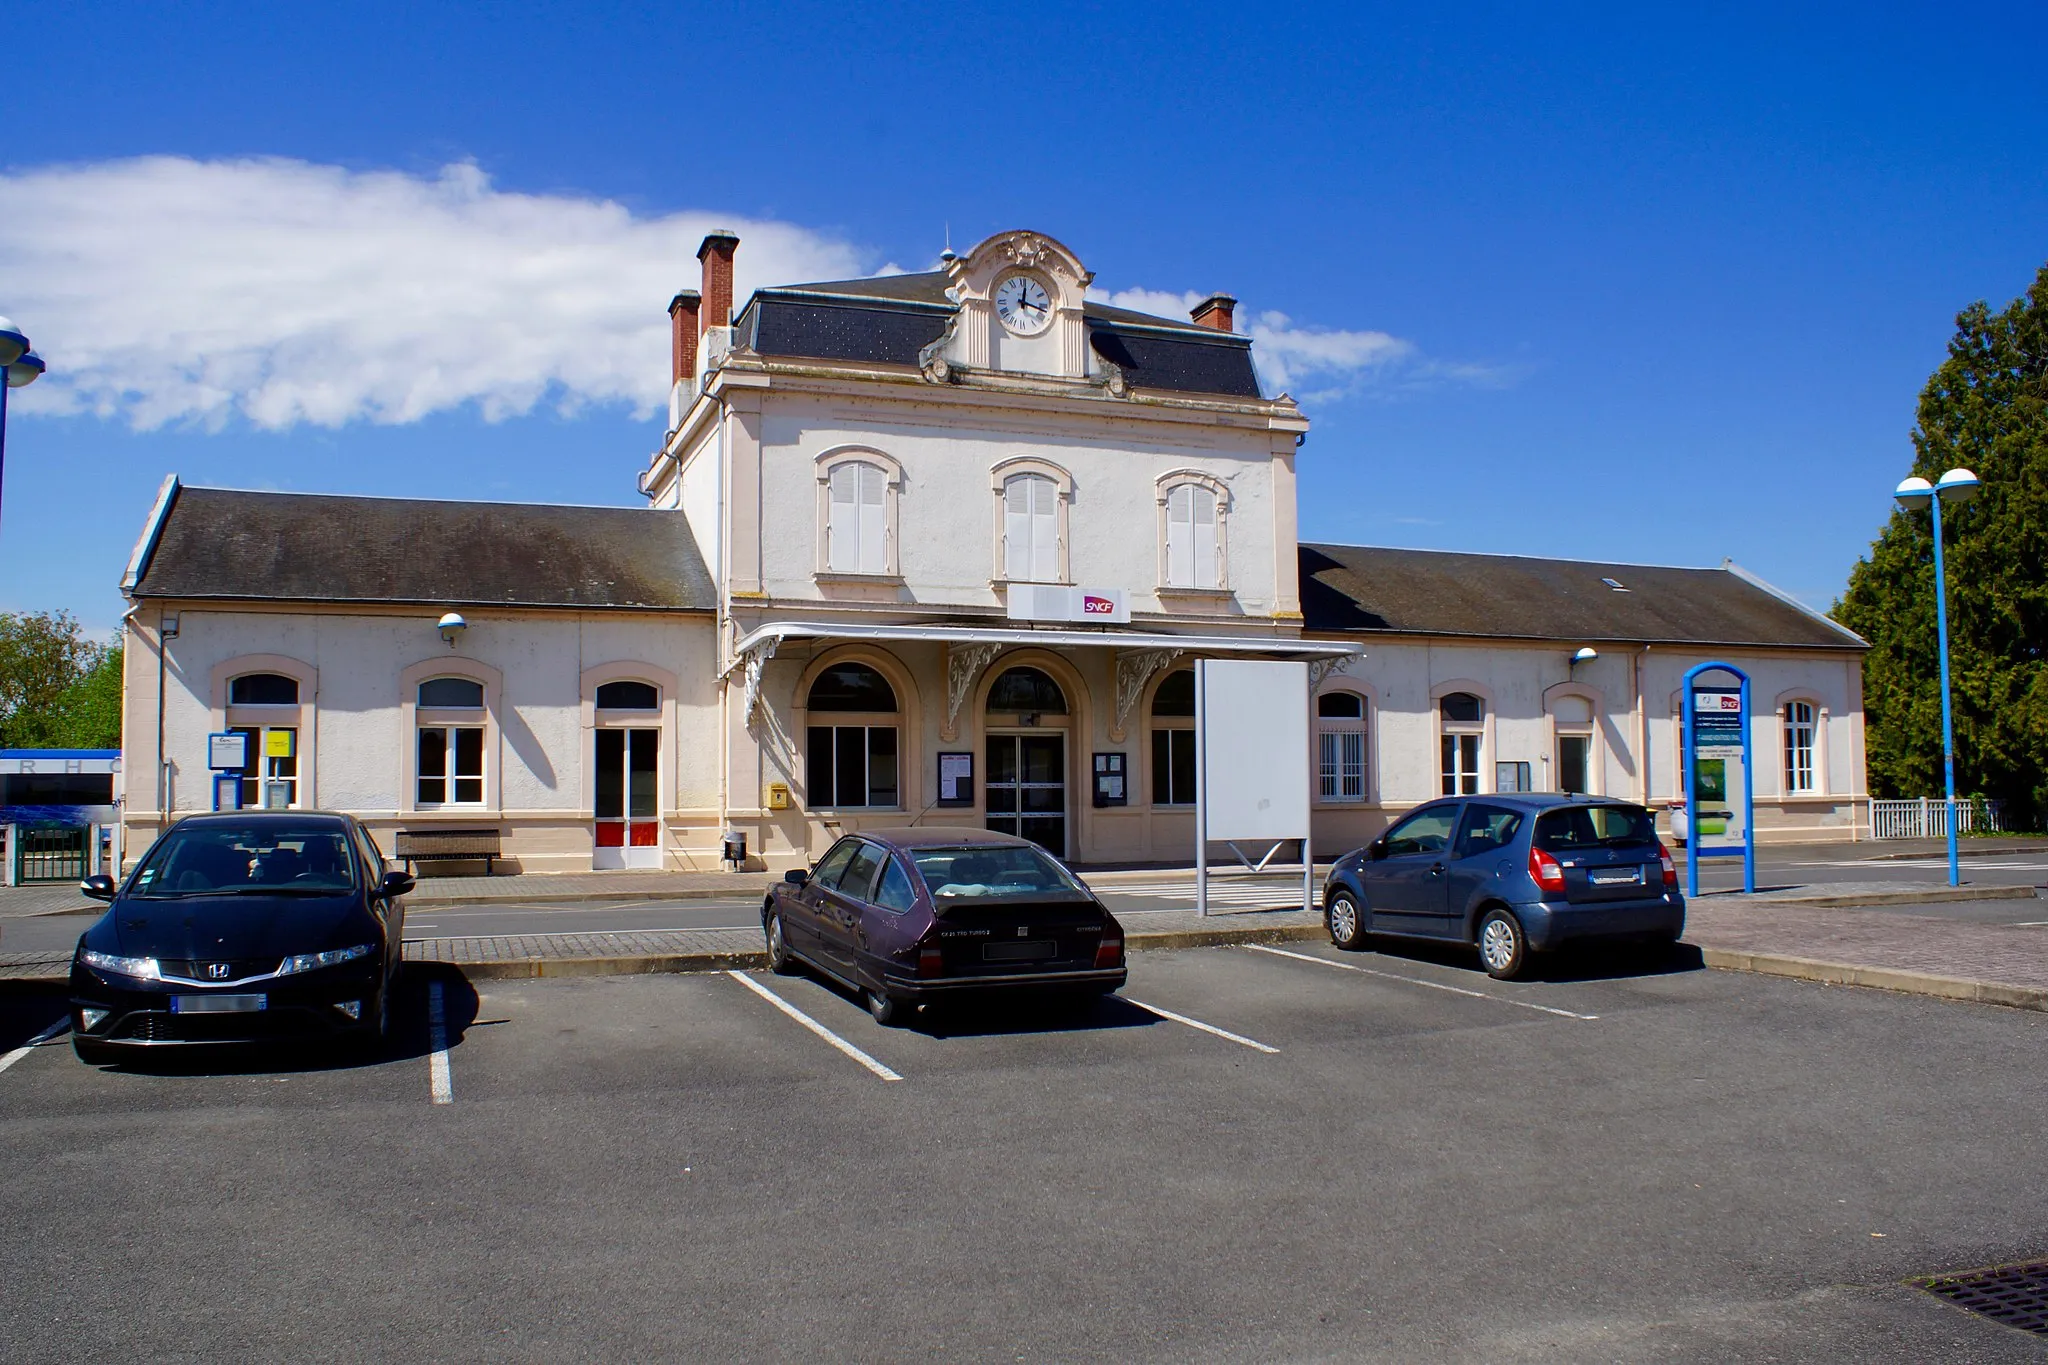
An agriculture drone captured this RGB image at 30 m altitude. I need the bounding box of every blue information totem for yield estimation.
[1680,662,1755,897]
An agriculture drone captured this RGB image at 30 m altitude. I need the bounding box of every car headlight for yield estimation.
[80,948,160,980]
[278,943,376,976]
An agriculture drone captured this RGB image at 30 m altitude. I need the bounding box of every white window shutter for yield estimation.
[827,465,857,572]
[1004,478,1031,580]
[1192,487,1218,587]
[1165,485,1193,587]
[1030,478,1057,582]
[857,464,887,574]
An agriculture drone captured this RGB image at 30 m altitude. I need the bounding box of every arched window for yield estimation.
[1440,691,1484,795]
[806,663,899,808]
[595,680,659,710]
[1317,691,1369,802]
[419,677,485,709]
[229,673,298,706]
[1003,474,1060,582]
[1784,700,1817,794]
[985,666,1069,714]
[1164,483,1220,588]
[825,460,889,574]
[1151,670,1197,806]
[1551,693,1594,795]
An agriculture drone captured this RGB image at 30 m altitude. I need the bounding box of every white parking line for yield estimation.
[1125,998,1280,1053]
[726,972,903,1082]
[427,981,453,1105]
[1243,943,1601,1020]
[0,1019,69,1075]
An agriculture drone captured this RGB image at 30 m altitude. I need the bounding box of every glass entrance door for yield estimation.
[986,733,1066,856]
[595,728,660,869]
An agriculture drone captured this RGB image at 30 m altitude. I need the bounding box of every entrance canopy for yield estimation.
[723,619,1363,740]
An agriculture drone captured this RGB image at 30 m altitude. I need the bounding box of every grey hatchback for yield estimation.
[1322,795,1685,979]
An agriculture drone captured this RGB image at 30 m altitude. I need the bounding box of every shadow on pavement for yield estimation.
[917,991,1159,1040]
[1357,935,1705,984]
[71,963,483,1078]
[0,983,72,1053]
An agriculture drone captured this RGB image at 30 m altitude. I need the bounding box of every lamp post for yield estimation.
[1893,467,1981,888]
[0,316,48,540]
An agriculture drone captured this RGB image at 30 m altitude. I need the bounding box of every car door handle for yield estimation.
[1429,863,1446,876]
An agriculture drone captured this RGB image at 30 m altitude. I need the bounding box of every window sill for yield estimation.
[1154,585,1234,600]
[814,571,905,586]
[989,577,1073,592]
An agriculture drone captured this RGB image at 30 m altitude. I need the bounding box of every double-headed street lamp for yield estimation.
[1893,467,1981,888]
[0,316,48,540]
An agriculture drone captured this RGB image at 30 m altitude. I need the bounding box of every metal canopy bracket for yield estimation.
[943,642,1005,740]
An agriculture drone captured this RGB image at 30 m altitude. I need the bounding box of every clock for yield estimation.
[994,274,1054,335]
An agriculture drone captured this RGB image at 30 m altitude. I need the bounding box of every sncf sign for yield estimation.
[1006,585,1132,624]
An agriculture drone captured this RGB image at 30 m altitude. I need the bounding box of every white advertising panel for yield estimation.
[1689,688,1748,851]
[1005,585,1131,624]
[1197,659,1310,841]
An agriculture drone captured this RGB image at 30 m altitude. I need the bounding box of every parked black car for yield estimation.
[69,812,412,1061]
[762,827,1127,1023]
[1323,794,1685,979]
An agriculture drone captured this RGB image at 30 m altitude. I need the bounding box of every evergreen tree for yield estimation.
[1835,263,2048,825]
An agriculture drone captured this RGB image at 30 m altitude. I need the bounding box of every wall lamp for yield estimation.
[437,612,468,648]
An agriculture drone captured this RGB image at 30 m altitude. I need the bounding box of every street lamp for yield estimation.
[1894,467,1981,888]
[0,316,48,540]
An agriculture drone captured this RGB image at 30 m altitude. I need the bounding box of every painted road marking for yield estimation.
[726,971,903,1082]
[427,981,453,1105]
[0,1019,70,1075]
[1243,943,1601,1020]
[1125,998,1280,1053]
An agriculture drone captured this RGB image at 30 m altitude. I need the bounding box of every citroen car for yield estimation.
[69,811,412,1061]
[1322,794,1685,979]
[762,827,1127,1024]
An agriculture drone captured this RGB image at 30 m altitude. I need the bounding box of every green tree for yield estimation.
[0,612,122,750]
[1835,262,2048,825]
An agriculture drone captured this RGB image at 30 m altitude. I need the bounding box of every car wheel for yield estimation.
[1326,888,1369,950]
[866,987,902,1025]
[764,911,798,975]
[1477,908,1529,980]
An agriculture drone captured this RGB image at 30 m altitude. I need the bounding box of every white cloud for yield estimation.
[0,156,868,430]
[1090,285,1509,403]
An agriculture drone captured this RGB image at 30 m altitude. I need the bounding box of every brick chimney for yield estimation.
[697,231,739,334]
[1190,292,1236,332]
[668,290,701,385]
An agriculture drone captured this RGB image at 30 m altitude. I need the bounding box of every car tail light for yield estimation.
[917,943,945,978]
[1094,929,1124,969]
[1657,841,1678,888]
[1528,846,1566,896]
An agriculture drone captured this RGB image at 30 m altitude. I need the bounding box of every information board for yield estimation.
[1681,662,1755,895]
[207,731,249,772]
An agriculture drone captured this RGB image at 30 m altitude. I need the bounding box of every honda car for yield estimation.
[69,812,412,1061]
[1323,795,1685,979]
[762,828,1126,1024]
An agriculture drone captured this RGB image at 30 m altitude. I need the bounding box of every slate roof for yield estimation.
[130,485,715,611]
[1300,543,1864,651]
[730,271,1264,399]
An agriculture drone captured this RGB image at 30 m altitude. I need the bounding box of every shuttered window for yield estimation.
[826,461,889,574]
[1004,474,1059,582]
[1164,483,1219,588]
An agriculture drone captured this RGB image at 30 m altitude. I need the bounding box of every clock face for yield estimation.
[994,274,1053,335]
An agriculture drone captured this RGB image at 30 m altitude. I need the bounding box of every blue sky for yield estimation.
[5,1,2045,636]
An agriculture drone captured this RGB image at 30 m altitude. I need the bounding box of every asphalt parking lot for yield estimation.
[3,943,2046,1362]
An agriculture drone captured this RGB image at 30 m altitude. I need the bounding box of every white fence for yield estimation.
[1869,798,2008,840]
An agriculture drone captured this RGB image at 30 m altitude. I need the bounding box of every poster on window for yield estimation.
[1689,688,1747,850]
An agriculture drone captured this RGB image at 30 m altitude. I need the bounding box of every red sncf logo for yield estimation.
[1082,596,1113,614]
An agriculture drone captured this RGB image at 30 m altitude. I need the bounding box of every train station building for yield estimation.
[116,228,1869,873]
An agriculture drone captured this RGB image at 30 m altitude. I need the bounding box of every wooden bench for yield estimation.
[394,828,501,876]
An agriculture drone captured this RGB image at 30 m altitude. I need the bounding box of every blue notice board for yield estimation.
[1680,661,1755,896]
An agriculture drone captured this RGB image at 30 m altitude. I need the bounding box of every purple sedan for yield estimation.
[761,827,1128,1024]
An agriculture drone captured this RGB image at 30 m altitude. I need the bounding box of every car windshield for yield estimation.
[909,845,1089,901]
[128,822,359,898]
[1533,804,1659,851]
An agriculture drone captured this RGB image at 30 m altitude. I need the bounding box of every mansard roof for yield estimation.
[731,271,1264,400]
[128,483,715,612]
[1300,543,1865,651]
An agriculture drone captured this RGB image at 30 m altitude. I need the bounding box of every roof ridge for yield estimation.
[1303,540,1724,574]
[178,484,663,515]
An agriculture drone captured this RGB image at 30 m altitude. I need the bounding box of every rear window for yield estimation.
[1533,804,1658,851]
[908,845,1089,902]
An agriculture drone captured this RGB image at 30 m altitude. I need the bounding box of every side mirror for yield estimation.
[782,869,810,888]
[379,870,416,899]
[79,874,117,902]
[1366,841,1388,862]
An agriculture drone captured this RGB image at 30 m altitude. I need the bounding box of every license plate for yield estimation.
[170,994,267,1014]
[983,941,1057,963]
[1588,869,1643,887]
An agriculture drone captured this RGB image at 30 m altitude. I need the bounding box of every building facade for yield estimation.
[116,228,1868,872]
